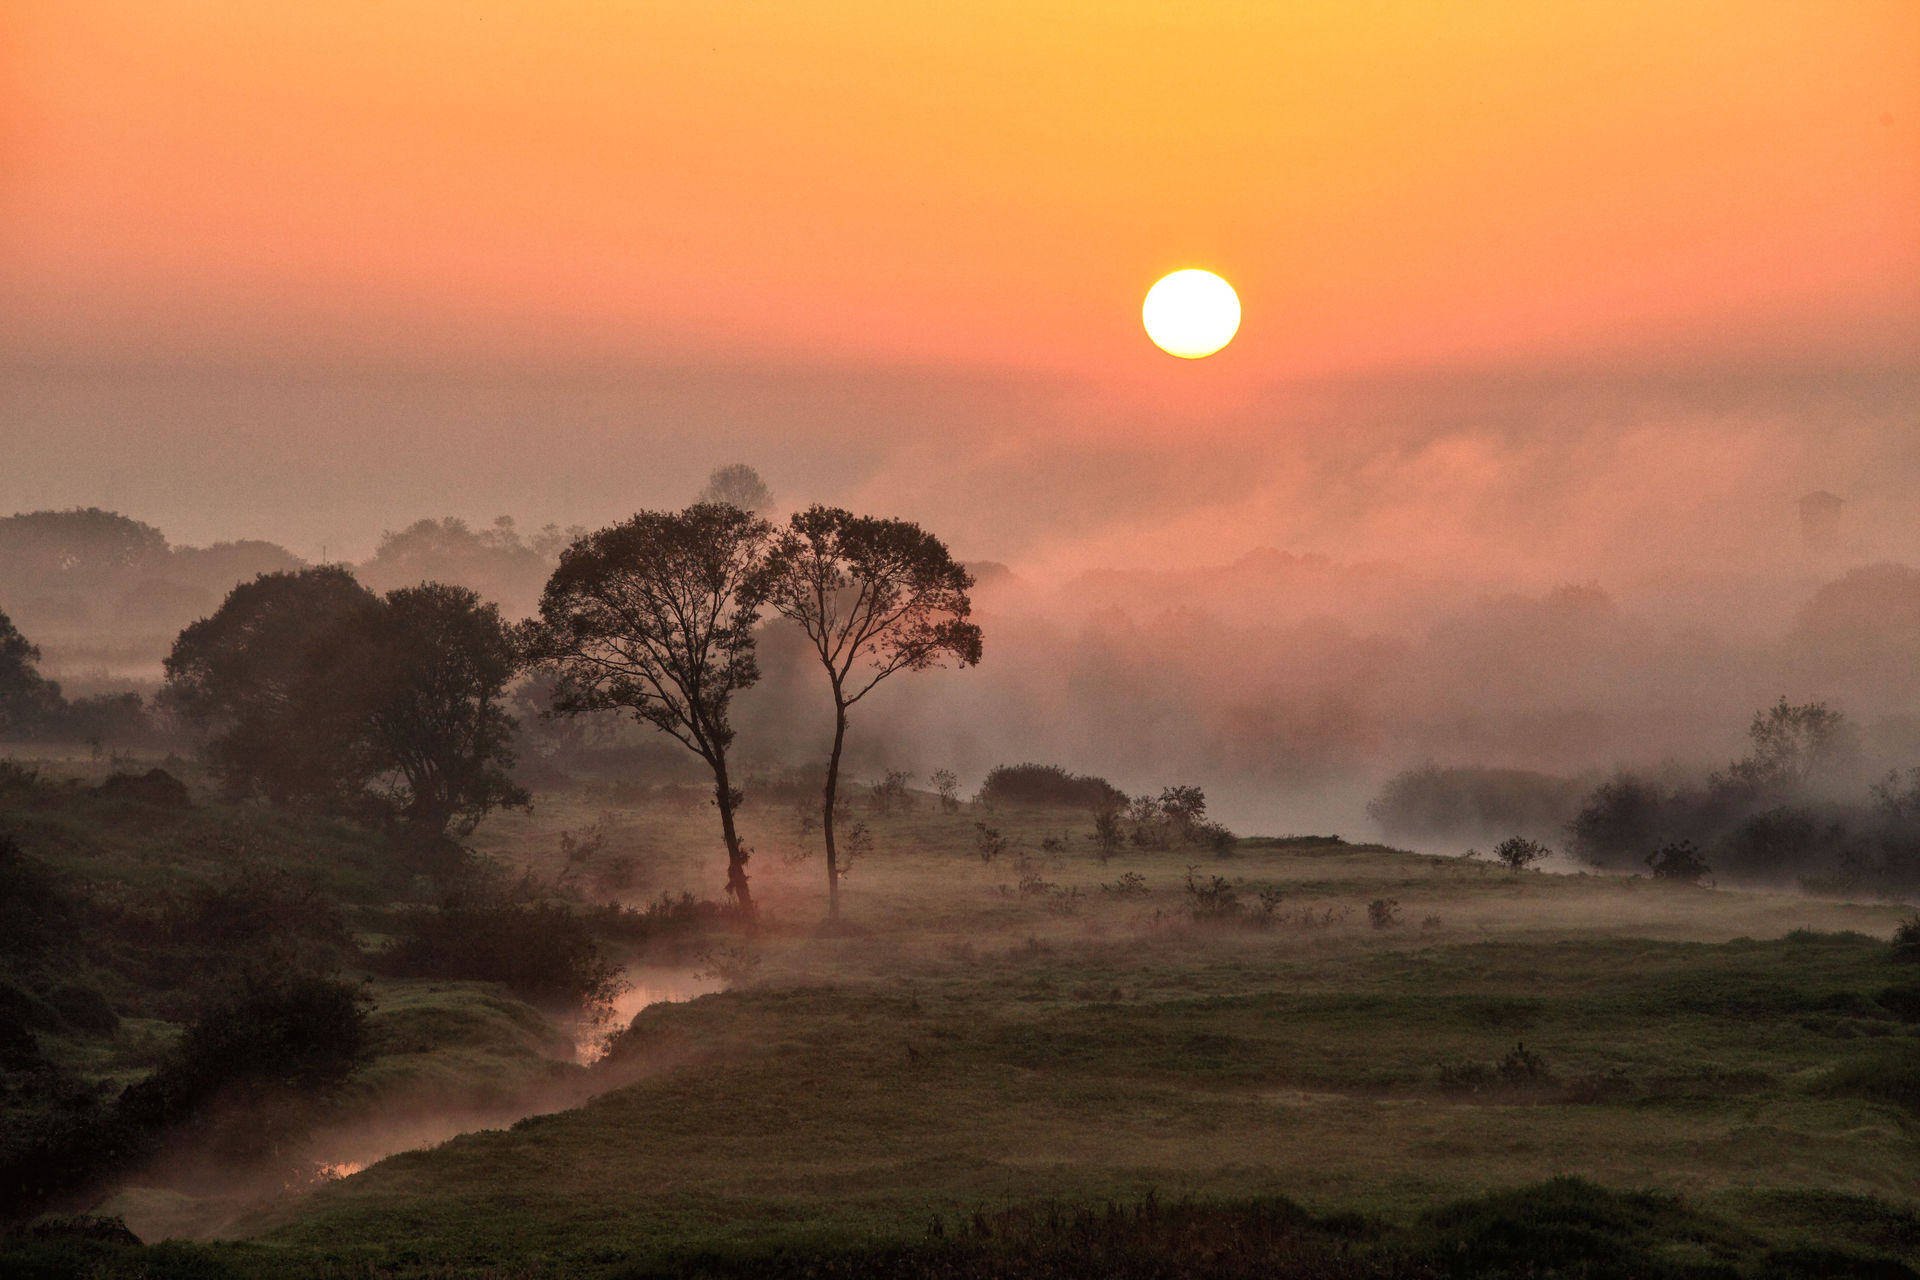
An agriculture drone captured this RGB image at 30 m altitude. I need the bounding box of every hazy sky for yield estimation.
[3,2,1916,572]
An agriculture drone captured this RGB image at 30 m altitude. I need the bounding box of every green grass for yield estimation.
[6,768,1919,1276]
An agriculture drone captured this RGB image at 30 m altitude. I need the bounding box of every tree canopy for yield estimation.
[759,505,982,918]
[530,504,772,907]
[0,609,64,738]
[697,464,774,513]
[163,567,528,838]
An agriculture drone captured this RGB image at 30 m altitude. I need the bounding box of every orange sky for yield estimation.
[2,2,1919,574]
[5,1,1916,383]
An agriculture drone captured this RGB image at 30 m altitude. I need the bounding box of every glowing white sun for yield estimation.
[1142,269,1240,358]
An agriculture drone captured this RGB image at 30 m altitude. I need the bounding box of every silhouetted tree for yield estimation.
[358,515,572,616]
[367,583,530,836]
[162,567,384,807]
[0,609,63,738]
[1717,698,1853,795]
[165,569,530,839]
[697,463,774,513]
[1493,835,1550,872]
[0,508,169,585]
[760,507,982,920]
[530,505,772,908]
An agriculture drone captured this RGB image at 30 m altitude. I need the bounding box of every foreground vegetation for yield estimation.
[4,751,1917,1276]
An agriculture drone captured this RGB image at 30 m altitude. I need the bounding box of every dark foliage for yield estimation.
[364,582,530,836]
[1,970,368,1223]
[162,566,386,808]
[0,609,65,738]
[0,832,78,966]
[530,504,772,908]
[697,463,775,513]
[1368,765,1585,841]
[374,884,624,1016]
[1493,836,1550,872]
[4,1178,1917,1278]
[581,890,745,947]
[1570,773,1675,866]
[92,769,191,810]
[980,763,1127,810]
[1894,917,1920,964]
[163,568,528,838]
[1645,840,1712,885]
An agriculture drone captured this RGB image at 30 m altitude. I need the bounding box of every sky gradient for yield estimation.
[3,2,1917,566]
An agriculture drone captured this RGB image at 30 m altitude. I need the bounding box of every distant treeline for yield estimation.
[1370,698,1920,893]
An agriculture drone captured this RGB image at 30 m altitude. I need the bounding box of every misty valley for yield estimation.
[2,489,1918,1280]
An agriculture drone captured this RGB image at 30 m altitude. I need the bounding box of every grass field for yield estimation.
[6,763,1920,1277]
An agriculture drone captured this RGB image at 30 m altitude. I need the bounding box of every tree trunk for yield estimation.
[821,703,849,921]
[712,757,753,913]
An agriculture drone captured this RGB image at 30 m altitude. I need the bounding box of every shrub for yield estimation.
[91,768,191,810]
[1497,1041,1552,1087]
[179,864,350,963]
[694,944,761,990]
[1645,840,1712,885]
[376,887,625,1016]
[1197,821,1237,856]
[1366,898,1400,928]
[1183,866,1240,921]
[1494,836,1550,872]
[978,763,1126,810]
[929,768,961,813]
[869,769,913,813]
[144,970,369,1107]
[1100,871,1148,898]
[0,832,77,964]
[1568,772,1671,867]
[1090,801,1125,863]
[583,890,741,944]
[1368,764,1584,840]
[973,822,1009,864]
[1714,806,1846,882]
[1893,916,1920,964]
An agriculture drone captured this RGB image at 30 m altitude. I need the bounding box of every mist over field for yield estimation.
[11,360,1920,838]
[6,4,1920,1276]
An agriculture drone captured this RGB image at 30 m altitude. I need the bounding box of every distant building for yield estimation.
[1800,491,1844,551]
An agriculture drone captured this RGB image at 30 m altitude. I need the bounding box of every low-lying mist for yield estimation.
[8,362,1920,846]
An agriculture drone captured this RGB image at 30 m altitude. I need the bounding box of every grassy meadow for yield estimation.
[5,757,1919,1277]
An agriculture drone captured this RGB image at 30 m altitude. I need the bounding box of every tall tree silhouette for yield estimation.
[530,505,772,909]
[760,507,982,920]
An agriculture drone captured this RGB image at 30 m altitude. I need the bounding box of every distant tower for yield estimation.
[1799,491,1843,551]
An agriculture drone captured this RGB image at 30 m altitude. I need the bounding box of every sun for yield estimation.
[1142,269,1240,358]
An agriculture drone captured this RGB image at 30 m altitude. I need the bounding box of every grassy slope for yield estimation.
[224,798,1918,1275]
[8,766,1916,1274]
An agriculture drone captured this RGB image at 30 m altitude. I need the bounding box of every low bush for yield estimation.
[1645,840,1711,885]
[1493,836,1550,872]
[1893,916,1920,964]
[978,763,1127,810]
[91,769,191,810]
[1182,866,1240,921]
[374,886,625,1017]
[1,969,368,1222]
[973,822,1009,863]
